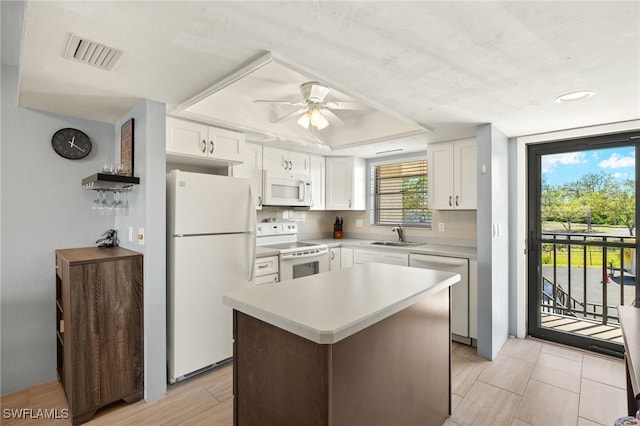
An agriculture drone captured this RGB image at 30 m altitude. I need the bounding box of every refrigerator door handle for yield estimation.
[248,184,257,281]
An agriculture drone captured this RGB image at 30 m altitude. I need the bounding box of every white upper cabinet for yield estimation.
[428,138,477,210]
[263,146,310,175]
[325,157,366,210]
[309,154,325,210]
[232,142,263,209]
[166,117,245,165]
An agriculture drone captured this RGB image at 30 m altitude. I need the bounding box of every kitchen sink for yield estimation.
[370,241,424,247]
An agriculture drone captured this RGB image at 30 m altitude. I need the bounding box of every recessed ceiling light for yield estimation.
[555,91,595,103]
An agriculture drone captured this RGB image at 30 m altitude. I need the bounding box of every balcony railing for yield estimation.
[540,232,636,328]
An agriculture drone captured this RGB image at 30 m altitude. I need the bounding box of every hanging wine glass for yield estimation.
[99,190,110,215]
[122,190,129,216]
[114,191,123,216]
[91,191,101,215]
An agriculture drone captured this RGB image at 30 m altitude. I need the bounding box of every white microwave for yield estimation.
[263,170,313,207]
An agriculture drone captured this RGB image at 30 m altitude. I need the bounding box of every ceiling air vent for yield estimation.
[64,34,123,71]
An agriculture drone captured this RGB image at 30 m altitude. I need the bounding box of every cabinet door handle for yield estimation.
[201,139,207,153]
[449,196,452,207]
[331,251,335,260]
[258,196,262,207]
[287,160,292,170]
[209,141,215,154]
[455,195,459,206]
[349,199,352,208]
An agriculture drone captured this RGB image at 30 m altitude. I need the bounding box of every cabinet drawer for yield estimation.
[255,274,279,286]
[256,255,279,277]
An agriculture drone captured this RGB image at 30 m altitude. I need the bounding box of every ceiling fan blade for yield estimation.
[253,99,305,106]
[325,101,370,111]
[321,108,344,127]
[273,108,306,123]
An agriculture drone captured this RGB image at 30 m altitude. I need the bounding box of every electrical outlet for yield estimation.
[438,222,445,232]
[128,226,133,242]
[355,219,363,228]
[137,228,145,245]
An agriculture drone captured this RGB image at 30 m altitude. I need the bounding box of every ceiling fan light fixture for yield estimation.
[298,105,329,130]
[310,108,323,126]
[315,113,330,130]
[555,90,595,103]
[297,111,311,129]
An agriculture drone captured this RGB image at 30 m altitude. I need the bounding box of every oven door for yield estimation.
[279,249,329,281]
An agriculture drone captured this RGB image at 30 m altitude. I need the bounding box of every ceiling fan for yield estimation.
[253,82,368,130]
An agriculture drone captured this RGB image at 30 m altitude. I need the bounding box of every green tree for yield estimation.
[608,178,635,236]
[541,171,635,235]
[402,177,429,223]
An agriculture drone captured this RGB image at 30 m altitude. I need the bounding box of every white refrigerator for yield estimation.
[167,170,256,383]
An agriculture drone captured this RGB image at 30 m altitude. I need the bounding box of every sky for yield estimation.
[542,146,636,186]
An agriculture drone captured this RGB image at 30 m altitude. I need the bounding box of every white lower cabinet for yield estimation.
[353,248,408,266]
[255,255,278,285]
[468,259,478,340]
[409,253,477,343]
[329,248,341,271]
[341,248,354,268]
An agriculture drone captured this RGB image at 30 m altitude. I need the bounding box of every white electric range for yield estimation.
[256,221,329,281]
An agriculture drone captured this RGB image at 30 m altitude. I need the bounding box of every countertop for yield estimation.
[301,237,477,259]
[223,263,460,344]
[256,246,280,257]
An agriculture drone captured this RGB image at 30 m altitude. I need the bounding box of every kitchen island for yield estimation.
[223,263,460,426]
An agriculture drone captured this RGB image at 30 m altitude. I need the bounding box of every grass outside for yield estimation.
[541,246,626,268]
[541,222,635,268]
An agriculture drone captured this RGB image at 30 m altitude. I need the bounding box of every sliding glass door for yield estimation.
[527,131,640,356]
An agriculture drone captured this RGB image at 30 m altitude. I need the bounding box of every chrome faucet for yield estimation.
[391,224,405,242]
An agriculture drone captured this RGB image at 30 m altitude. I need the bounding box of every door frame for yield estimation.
[526,130,640,356]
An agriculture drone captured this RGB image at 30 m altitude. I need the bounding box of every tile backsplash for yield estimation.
[257,208,477,247]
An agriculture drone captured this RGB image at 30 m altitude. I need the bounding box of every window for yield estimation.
[371,159,431,226]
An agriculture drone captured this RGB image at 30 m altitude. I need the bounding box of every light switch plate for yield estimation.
[438,223,445,232]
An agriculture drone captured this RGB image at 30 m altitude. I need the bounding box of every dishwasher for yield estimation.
[409,253,470,344]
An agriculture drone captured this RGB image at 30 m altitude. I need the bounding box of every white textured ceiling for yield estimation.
[15,1,640,157]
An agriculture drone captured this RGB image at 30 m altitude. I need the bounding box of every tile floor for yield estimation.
[0,337,628,425]
[447,337,628,426]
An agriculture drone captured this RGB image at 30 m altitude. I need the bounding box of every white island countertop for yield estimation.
[223,263,460,344]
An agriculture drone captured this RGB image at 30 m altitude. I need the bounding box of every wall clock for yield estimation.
[51,128,92,160]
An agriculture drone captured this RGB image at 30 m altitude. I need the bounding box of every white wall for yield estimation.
[1,64,116,394]
[476,123,510,360]
[115,100,167,401]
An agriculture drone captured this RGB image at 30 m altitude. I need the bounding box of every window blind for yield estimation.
[372,160,431,226]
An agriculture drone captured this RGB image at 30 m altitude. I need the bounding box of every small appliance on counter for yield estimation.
[96,229,118,248]
[333,217,343,239]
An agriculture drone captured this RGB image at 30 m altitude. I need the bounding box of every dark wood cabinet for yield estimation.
[55,247,144,425]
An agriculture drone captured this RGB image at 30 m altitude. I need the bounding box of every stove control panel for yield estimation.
[256,221,297,237]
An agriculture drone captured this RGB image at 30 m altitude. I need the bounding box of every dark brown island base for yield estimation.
[224,263,460,426]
